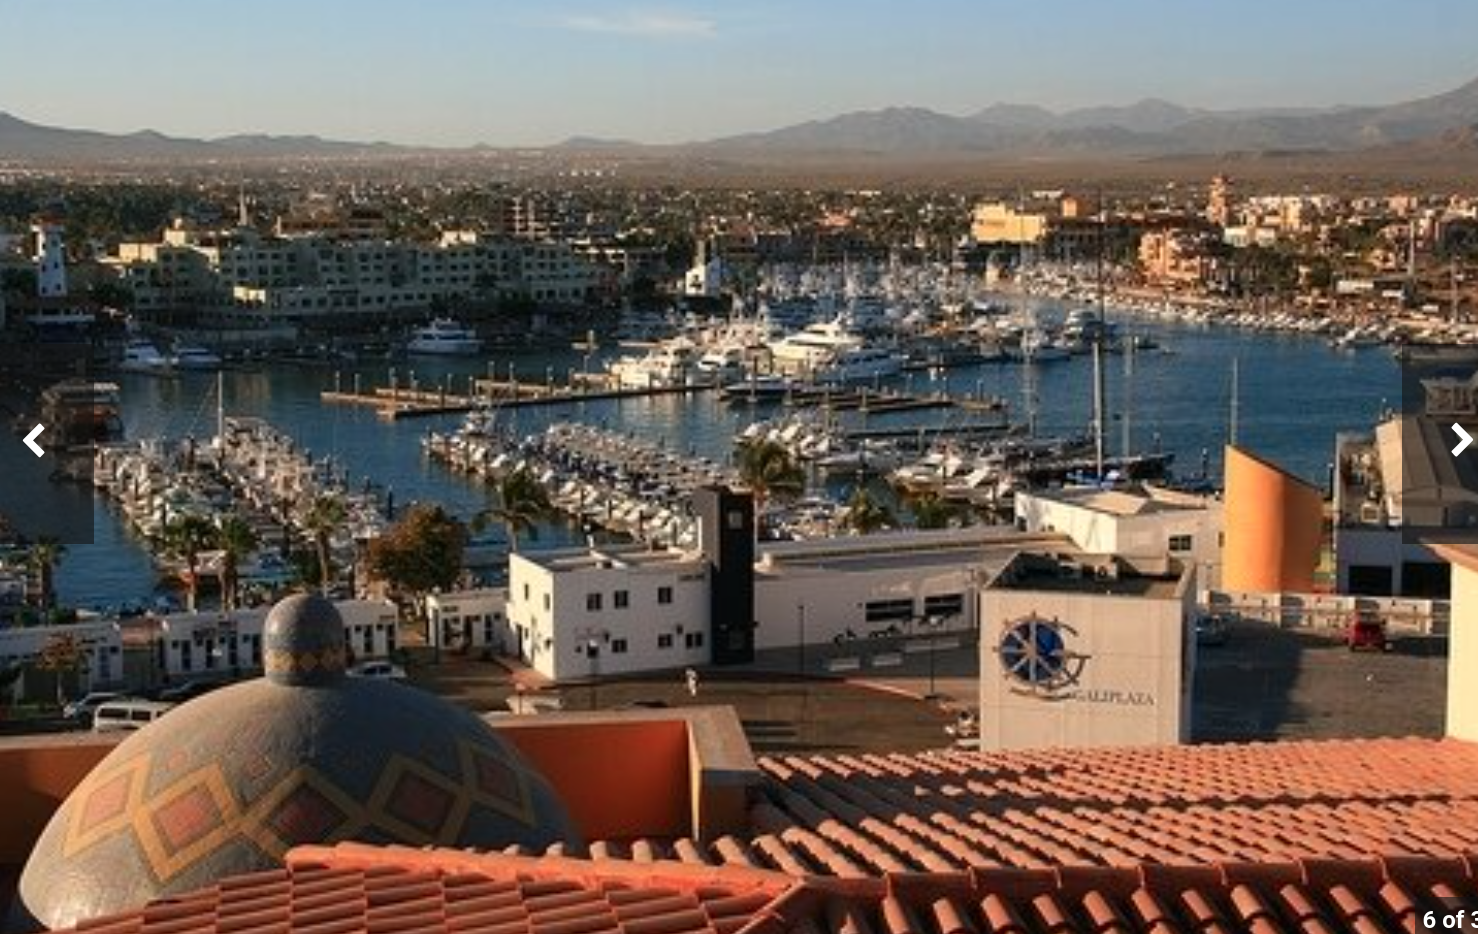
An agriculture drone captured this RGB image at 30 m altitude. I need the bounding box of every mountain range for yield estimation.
[5,75,1478,163]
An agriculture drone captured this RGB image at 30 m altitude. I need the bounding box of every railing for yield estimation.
[1202,590,1449,636]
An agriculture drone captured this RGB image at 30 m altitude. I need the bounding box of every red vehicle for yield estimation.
[1346,617,1391,652]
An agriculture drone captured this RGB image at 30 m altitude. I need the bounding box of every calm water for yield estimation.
[57,301,1399,609]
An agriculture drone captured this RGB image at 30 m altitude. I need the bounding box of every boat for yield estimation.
[39,380,123,445]
[170,343,223,371]
[694,346,749,383]
[407,319,483,356]
[608,341,699,389]
[768,318,904,383]
[119,339,171,374]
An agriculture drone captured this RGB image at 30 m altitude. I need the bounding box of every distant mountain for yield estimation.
[699,75,1478,157]
[0,112,418,162]
[7,74,1478,164]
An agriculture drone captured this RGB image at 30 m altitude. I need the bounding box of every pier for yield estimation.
[319,373,713,419]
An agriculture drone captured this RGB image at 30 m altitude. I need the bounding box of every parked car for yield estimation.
[1195,613,1230,647]
[1346,617,1391,652]
[348,660,407,681]
[62,692,123,725]
[92,699,175,732]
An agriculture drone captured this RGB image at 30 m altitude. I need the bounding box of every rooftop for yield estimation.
[987,553,1188,600]
[757,530,1073,577]
[515,546,708,575]
[1018,485,1217,518]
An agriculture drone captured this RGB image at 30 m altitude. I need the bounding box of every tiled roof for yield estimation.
[53,845,1478,934]
[47,738,1478,934]
[60,843,790,934]
[600,738,1478,876]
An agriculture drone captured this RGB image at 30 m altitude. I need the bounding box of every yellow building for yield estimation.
[1222,446,1324,592]
[970,202,1048,245]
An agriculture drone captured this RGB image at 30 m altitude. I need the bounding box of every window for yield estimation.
[586,593,603,612]
[658,586,673,605]
[865,599,914,623]
[611,638,628,654]
[523,583,530,602]
[614,590,629,609]
[543,593,551,611]
[685,632,705,649]
[658,634,674,649]
[923,594,965,618]
[1169,534,1193,553]
[727,509,745,530]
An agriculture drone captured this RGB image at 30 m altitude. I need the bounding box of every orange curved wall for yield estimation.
[1223,445,1324,592]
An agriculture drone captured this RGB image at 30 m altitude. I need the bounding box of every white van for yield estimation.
[91,699,175,732]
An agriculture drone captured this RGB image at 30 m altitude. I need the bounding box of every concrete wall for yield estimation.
[1223,446,1323,592]
[1014,494,1223,589]
[979,581,1193,750]
[1333,527,1447,596]
[427,588,510,653]
[1446,559,1478,742]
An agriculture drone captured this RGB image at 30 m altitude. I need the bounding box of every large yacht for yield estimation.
[406,319,483,356]
[767,318,903,383]
[170,343,223,371]
[608,340,699,389]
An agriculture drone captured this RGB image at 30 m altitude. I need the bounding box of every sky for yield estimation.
[1,0,1476,147]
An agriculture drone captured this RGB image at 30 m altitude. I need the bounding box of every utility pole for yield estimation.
[1093,191,1108,480]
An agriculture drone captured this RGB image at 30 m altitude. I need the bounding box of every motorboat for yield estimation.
[608,340,699,389]
[768,318,903,382]
[170,343,223,371]
[407,319,483,356]
[119,339,171,374]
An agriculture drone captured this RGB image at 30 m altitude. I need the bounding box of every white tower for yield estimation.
[33,211,68,298]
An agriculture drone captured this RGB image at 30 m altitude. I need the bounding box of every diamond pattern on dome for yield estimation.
[370,756,466,843]
[62,754,150,858]
[239,766,370,859]
[134,765,241,883]
[460,740,534,826]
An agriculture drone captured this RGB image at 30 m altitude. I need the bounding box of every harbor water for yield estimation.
[58,308,1399,610]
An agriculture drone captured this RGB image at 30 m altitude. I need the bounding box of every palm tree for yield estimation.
[27,539,66,614]
[474,468,551,553]
[910,493,956,530]
[161,515,219,612]
[844,488,895,535]
[215,514,258,611]
[301,494,348,593]
[738,440,805,522]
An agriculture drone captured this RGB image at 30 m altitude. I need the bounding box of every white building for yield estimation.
[32,214,68,298]
[108,224,599,321]
[425,587,510,654]
[1014,486,1223,589]
[0,621,123,700]
[504,524,1075,682]
[978,552,1196,750]
[153,599,399,679]
[507,547,711,681]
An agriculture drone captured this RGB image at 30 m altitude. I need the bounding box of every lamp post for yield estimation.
[917,613,945,700]
[578,627,607,710]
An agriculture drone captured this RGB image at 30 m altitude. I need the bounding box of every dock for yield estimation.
[320,375,714,420]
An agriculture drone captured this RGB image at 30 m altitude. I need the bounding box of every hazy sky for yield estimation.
[2,0,1476,146]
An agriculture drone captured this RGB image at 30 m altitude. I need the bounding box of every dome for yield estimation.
[19,594,580,931]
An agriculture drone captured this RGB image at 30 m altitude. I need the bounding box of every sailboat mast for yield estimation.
[1092,195,1108,480]
[217,369,226,444]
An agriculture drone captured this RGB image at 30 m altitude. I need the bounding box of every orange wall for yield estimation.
[1223,445,1324,592]
[501,720,691,843]
[0,741,111,870]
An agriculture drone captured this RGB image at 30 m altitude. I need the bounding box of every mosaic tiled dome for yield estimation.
[18,594,580,931]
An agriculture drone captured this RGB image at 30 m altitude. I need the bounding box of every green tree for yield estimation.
[474,468,551,554]
[738,440,805,517]
[215,514,258,611]
[367,504,468,611]
[910,493,957,530]
[844,487,895,534]
[161,515,218,612]
[27,539,65,614]
[300,494,348,593]
[35,632,84,707]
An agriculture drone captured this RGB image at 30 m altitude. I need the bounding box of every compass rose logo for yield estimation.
[996,613,1089,699]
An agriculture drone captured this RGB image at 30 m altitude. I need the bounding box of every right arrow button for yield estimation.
[1453,422,1473,457]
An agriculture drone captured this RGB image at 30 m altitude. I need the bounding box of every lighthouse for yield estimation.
[32,208,69,299]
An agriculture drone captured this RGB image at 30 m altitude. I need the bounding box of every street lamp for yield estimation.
[577,628,608,710]
[916,613,946,700]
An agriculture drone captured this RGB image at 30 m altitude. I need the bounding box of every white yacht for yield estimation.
[767,318,903,383]
[407,319,483,356]
[119,339,171,374]
[694,345,748,382]
[170,343,223,371]
[608,341,699,389]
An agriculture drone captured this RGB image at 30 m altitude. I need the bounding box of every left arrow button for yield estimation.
[23,424,45,457]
